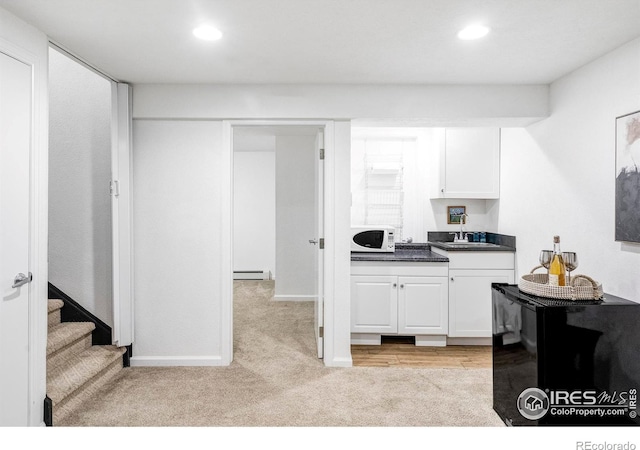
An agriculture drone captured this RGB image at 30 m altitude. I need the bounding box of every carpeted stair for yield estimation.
[47,299,126,425]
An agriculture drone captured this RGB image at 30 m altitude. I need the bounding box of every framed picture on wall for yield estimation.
[447,206,466,224]
[615,110,640,243]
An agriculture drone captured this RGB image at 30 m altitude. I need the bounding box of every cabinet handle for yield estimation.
[441,188,444,193]
[451,277,454,282]
[400,284,404,288]
[393,283,397,288]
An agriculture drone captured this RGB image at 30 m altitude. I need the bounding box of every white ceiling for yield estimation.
[1,0,639,85]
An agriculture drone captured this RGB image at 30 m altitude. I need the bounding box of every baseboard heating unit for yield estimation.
[233,270,271,280]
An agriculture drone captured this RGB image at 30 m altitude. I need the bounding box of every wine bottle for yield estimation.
[548,235,566,287]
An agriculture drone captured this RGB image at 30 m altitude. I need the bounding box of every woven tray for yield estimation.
[518,265,604,300]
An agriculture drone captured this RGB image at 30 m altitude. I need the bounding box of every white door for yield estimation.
[0,51,32,426]
[314,130,324,358]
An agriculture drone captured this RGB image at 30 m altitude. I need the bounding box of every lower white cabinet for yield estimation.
[351,275,398,334]
[448,269,515,338]
[351,273,448,336]
[398,277,448,334]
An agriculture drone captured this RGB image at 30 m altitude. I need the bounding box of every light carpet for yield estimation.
[57,280,505,427]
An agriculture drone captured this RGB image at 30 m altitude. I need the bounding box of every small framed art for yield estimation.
[447,206,466,224]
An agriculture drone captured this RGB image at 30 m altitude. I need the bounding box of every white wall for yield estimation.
[133,84,548,125]
[0,5,49,426]
[132,120,226,365]
[48,48,113,325]
[233,151,276,277]
[351,127,493,242]
[275,135,316,299]
[498,37,640,302]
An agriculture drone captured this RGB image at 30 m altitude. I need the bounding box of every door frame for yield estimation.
[110,82,134,347]
[0,37,48,426]
[222,119,335,365]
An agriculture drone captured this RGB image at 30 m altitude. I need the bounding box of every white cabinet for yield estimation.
[429,249,515,339]
[448,269,514,337]
[397,277,448,335]
[432,127,500,199]
[351,275,448,335]
[350,262,449,345]
[351,275,398,334]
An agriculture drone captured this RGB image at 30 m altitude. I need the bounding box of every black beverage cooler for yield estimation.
[491,283,640,426]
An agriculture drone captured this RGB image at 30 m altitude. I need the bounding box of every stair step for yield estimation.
[47,322,95,369]
[47,322,95,356]
[48,299,64,328]
[48,299,64,313]
[47,345,126,411]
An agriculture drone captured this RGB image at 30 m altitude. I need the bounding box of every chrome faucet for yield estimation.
[455,214,469,242]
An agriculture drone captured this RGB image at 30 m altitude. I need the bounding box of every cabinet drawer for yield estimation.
[446,252,514,270]
[351,261,448,277]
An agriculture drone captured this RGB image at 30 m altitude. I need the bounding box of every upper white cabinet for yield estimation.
[432,127,501,199]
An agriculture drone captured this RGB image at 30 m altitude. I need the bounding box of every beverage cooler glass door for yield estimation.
[492,286,539,426]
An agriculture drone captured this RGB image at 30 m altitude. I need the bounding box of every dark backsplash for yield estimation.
[427,231,516,249]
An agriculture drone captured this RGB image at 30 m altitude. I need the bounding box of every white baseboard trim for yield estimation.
[415,335,447,347]
[350,333,381,345]
[324,356,353,367]
[273,294,316,302]
[233,270,272,280]
[130,355,226,367]
[446,337,492,346]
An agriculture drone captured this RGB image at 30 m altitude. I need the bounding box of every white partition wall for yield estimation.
[274,135,317,300]
[131,120,226,365]
[233,151,276,278]
[48,47,113,325]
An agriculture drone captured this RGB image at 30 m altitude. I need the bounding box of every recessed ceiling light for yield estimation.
[457,24,490,40]
[193,24,223,41]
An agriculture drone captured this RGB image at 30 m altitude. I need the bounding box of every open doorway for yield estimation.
[232,124,324,362]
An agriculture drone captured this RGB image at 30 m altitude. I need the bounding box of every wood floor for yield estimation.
[351,337,492,369]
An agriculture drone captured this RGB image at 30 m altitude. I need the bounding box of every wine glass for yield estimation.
[563,252,578,285]
[539,250,553,274]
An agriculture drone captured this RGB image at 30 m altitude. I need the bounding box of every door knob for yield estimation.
[309,239,319,245]
[12,272,32,288]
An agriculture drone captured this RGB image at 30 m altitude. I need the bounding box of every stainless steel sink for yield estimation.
[436,242,500,248]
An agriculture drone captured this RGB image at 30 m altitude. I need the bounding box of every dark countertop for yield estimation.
[351,243,449,262]
[427,231,516,252]
[427,242,516,252]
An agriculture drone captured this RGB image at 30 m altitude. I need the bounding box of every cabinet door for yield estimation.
[397,277,448,335]
[439,128,500,199]
[448,269,514,337]
[351,275,398,333]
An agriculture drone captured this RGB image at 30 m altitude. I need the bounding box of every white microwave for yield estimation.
[351,226,395,252]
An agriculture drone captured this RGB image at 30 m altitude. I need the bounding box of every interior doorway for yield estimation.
[231,124,325,361]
